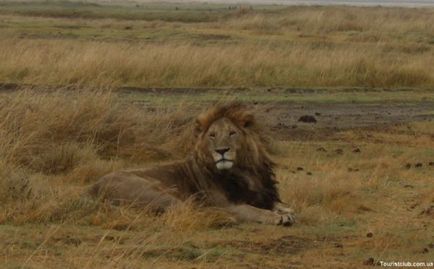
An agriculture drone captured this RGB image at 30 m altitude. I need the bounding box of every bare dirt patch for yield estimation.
[118,86,434,140]
[261,101,434,140]
[217,235,314,255]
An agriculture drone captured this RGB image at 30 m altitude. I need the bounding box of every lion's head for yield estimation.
[193,103,272,173]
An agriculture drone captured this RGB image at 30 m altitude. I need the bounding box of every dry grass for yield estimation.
[1,38,432,88]
[0,89,198,224]
[0,89,195,166]
[0,90,433,268]
[1,3,433,268]
[0,6,434,88]
[226,6,434,35]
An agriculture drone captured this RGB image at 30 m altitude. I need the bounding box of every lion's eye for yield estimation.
[209,133,216,139]
[229,131,236,137]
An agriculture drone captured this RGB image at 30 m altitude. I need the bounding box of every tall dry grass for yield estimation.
[0,38,433,88]
[0,89,201,225]
[226,6,434,36]
[1,6,434,88]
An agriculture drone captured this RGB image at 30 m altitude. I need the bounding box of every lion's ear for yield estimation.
[194,118,204,136]
[240,113,255,128]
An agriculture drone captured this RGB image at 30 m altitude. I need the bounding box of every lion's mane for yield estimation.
[181,103,280,209]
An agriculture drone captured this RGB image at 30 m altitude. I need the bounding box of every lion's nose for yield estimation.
[215,148,230,155]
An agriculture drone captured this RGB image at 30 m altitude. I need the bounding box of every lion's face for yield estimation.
[203,118,242,170]
[194,104,262,172]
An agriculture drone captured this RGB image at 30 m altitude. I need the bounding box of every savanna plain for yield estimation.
[0,1,433,268]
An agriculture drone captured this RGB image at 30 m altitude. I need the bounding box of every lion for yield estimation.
[89,103,295,226]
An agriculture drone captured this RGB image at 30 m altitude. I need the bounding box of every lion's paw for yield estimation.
[274,205,295,215]
[278,213,296,227]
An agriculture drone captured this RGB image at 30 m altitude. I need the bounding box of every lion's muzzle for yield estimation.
[213,147,234,170]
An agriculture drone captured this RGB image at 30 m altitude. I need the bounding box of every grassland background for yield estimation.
[0,1,434,88]
[0,2,433,268]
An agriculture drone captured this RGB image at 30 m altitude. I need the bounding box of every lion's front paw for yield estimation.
[278,213,296,227]
[274,204,295,215]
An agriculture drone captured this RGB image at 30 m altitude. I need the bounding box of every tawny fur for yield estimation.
[89,103,295,226]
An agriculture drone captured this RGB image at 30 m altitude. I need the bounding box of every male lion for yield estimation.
[90,103,295,226]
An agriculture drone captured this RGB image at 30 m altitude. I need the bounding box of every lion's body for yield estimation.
[91,155,279,210]
[90,104,295,226]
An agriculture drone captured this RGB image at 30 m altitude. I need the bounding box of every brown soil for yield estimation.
[256,102,434,140]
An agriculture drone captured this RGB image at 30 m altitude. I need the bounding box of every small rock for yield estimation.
[298,115,317,123]
[306,172,312,176]
[296,167,304,171]
[334,242,343,248]
[428,243,434,249]
[124,26,133,30]
[105,235,116,241]
[315,112,321,116]
[420,205,434,216]
[415,163,423,168]
[316,147,327,152]
[112,223,129,231]
[428,162,434,166]
[409,203,418,209]
[366,232,373,238]
[422,248,429,253]
[292,125,297,129]
[335,149,343,155]
[64,238,81,246]
[363,257,375,266]
[405,163,412,169]
[358,205,373,212]
[353,148,361,153]
[403,184,414,189]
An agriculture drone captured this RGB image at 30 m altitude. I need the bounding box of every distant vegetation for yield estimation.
[0,2,433,88]
[0,1,236,22]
